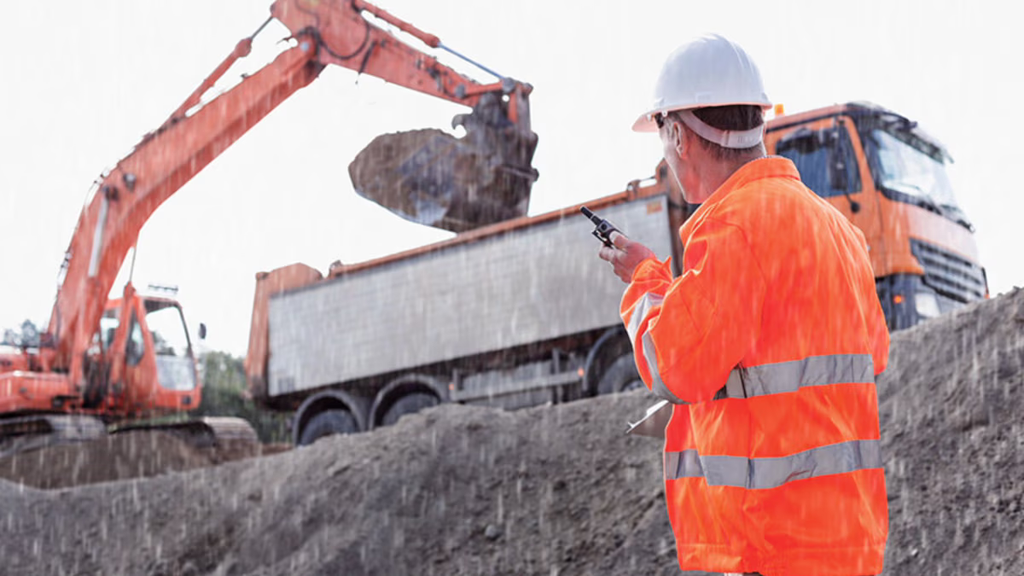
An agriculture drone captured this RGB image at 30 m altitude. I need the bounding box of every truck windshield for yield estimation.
[144,300,196,391]
[861,121,968,225]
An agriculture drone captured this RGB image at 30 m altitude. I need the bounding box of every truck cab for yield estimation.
[764,102,988,330]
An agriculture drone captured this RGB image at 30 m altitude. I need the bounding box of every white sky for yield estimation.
[1,1,1020,356]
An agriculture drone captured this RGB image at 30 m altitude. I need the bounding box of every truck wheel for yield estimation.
[597,354,644,396]
[379,392,439,428]
[298,409,357,446]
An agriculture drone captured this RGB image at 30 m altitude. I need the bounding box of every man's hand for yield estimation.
[598,232,656,283]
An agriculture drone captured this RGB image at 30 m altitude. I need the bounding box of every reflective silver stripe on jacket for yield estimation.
[664,439,883,488]
[718,354,874,399]
[625,292,686,405]
[625,292,663,344]
[642,331,686,404]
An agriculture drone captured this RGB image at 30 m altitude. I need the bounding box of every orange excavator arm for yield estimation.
[274,0,524,111]
[45,0,537,388]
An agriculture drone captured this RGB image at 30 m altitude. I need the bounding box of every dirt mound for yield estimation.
[0,430,287,489]
[0,392,679,575]
[0,289,1021,575]
[879,287,1024,574]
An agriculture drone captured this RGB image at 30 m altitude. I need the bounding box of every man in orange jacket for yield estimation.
[598,34,890,576]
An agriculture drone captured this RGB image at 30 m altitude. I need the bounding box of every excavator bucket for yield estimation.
[349,90,539,233]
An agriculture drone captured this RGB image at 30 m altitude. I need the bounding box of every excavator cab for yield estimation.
[86,286,200,415]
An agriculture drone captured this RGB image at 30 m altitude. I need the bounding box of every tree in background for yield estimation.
[195,350,290,444]
[2,320,41,347]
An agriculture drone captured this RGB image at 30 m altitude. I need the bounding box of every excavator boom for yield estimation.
[47,40,322,385]
[23,0,537,421]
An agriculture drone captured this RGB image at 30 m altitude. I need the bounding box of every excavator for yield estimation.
[0,0,538,456]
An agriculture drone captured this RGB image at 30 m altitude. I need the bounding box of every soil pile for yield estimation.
[0,288,1021,575]
[0,392,678,576]
[879,287,1024,574]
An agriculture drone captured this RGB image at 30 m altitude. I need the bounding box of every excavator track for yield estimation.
[0,414,107,460]
[111,416,258,449]
[0,415,259,461]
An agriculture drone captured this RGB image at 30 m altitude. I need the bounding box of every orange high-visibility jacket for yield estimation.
[621,157,889,576]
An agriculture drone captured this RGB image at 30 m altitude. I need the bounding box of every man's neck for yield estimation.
[691,152,766,203]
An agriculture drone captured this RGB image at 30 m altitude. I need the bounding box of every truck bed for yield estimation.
[266,196,676,397]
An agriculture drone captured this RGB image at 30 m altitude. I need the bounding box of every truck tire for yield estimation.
[298,409,357,446]
[379,392,439,428]
[597,354,644,396]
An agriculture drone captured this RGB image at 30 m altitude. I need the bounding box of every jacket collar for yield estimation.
[705,156,801,206]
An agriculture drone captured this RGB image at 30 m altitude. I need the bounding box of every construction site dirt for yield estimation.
[1,288,1022,575]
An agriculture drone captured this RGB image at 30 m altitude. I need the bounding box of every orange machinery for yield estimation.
[0,0,538,448]
[244,102,987,446]
[764,102,987,330]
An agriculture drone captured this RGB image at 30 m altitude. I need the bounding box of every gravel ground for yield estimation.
[1,288,1021,575]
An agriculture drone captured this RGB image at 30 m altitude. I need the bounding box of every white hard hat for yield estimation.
[633,34,772,145]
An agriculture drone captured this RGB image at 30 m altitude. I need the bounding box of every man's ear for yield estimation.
[672,120,688,158]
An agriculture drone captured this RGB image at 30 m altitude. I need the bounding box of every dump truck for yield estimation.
[0,0,538,455]
[247,101,987,446]
[765,102,987,328]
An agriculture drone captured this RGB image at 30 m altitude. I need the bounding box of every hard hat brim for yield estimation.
[632,114,659,133]
[632,101,774,134]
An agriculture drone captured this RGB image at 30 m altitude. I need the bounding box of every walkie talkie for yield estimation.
[580,205,621,248]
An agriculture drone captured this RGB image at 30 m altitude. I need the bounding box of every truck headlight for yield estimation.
[915,291,941,318]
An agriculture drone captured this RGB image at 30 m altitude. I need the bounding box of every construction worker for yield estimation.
[598,34,890,576]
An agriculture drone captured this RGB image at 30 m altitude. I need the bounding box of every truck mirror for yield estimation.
[198,323,207,340]
[827,153,849,192]
[825,127,849,193]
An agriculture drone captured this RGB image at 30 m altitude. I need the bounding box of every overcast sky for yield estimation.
[1,1,1019,355]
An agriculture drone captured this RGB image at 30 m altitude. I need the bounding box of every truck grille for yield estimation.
[909,238,987,302]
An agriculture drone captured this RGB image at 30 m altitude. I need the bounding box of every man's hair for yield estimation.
[683,105,765,161]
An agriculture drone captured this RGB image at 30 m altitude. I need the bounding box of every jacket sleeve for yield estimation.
[620,217,767,404]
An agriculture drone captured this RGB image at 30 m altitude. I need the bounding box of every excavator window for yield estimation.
[99,308,120,351]
[126,312,145,367]
[143,300,196,391]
